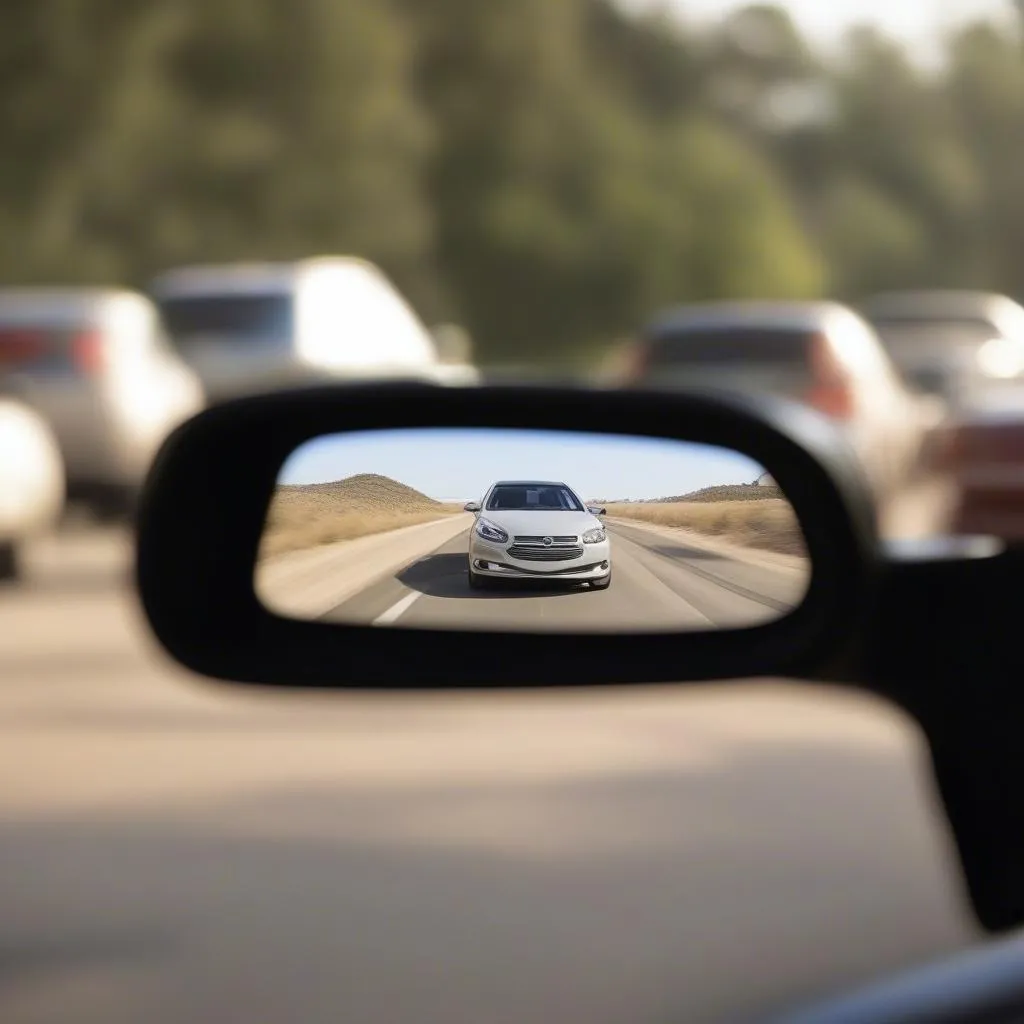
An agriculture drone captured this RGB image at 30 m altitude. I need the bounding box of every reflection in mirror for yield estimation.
[255,428,810,633]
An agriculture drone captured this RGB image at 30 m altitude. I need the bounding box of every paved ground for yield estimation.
[0,517,985,1023]
[320,521,807,631]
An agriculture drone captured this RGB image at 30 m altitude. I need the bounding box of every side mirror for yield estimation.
[588,505,606,516]
[136,380,878,691]
[464,501,481,513]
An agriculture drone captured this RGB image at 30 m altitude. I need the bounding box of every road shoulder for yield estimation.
[256,514,473,620]
[605,517,808,575]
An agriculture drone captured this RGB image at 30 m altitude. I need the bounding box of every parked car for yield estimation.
[920,383,1024,542]
[149,256,479,404]
[465,480,611,590]
[860,289,1024,404]
[0,288,205,520]
[608,300,945,503]
[0,381,65,582]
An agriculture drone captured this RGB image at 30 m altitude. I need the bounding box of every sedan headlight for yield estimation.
[582,527,607,544]
[475,517,509,544]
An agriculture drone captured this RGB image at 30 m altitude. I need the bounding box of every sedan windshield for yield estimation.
[486,485,583,511]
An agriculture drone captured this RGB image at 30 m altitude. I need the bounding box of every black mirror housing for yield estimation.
[135,381,879,691]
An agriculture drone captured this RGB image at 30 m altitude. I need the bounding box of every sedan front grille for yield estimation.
[507,545,585,562]
[512,535,578,544]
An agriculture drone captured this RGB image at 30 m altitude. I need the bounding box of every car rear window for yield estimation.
[157,294,294,342]
[643,326,815,366]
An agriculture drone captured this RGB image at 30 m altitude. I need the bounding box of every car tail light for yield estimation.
[0,328,47,366]
[805,332,856,420]
[70,329,106,374]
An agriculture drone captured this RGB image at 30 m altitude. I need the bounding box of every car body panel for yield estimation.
[922,396,1024,541]
[0,395,65,538]
[0,288,205,492]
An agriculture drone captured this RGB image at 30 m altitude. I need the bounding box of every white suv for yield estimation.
[151,256,479,403]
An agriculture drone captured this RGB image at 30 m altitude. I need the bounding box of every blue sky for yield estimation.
[278,428,766,501]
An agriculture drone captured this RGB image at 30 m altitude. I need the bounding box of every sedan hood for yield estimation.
[479,509,602,538]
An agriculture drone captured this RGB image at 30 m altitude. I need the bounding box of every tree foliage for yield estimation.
[0,1,1019,362]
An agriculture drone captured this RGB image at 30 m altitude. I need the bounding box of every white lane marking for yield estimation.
[373,591,423,626]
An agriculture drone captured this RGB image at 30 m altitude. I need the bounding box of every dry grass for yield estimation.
[655,483,786,503]
[606,497,806,556]
[259,473,462,559]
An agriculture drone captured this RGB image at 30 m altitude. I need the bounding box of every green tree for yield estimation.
[6,0,1020,368]
[943,21,1024,294]
[0,0,438,310]
[399,0,821,362]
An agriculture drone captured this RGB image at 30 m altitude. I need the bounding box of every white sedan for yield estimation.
[0,390,65,582]
[465,480,611,590]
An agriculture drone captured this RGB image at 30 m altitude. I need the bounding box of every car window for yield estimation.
[644,326,816,367]
[157,293,295,343]
[485,485,584,511]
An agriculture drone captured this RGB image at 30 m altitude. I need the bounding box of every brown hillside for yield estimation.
[591,483,785,504]
[654,483,786,503]
[261,473,460,559]
[272,473,444,517]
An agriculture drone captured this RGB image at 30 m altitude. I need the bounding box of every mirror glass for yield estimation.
[255,428,810,632]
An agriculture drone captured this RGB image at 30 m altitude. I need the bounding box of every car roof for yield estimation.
[860,289,1024,319]
[150,255,382,296]
[644,300,855,338]
[0,287,154,324]
[489,480,572,488]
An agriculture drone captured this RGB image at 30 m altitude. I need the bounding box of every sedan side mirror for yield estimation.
[464,501,481,513]
[588,506,606,516]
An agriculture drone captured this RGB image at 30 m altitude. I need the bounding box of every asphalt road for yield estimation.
[322,522,808,632]
[0,523,980,1024]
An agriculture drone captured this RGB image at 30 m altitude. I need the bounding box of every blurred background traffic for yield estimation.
[2,2,1024,1022]
[5,0,1024,569]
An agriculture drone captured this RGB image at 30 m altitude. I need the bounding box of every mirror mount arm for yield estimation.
[836,541,1024,936]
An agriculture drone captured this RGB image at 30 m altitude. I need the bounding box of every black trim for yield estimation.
[481,560,607,576]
